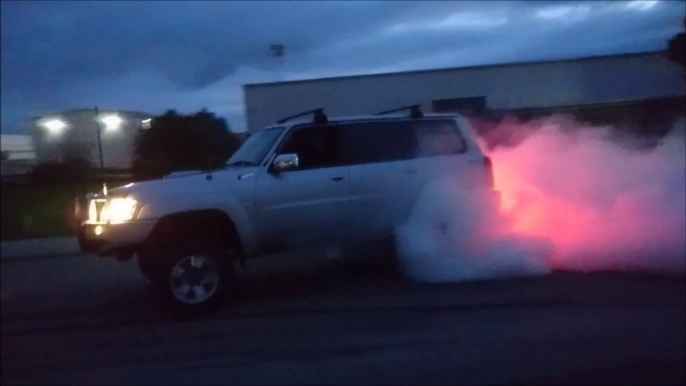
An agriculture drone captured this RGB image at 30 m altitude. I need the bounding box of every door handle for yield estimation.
[330,176,344,182]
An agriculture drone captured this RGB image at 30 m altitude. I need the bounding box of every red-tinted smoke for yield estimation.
[486,115,685,273]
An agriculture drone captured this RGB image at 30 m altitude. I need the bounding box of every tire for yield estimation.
[157,239,235,313]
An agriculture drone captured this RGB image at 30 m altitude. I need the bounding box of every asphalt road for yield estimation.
[1,249,684,385]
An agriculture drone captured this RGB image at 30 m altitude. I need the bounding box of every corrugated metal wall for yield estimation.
[244,52,685,131]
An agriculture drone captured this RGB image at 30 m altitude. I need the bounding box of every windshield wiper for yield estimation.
[226,160,257,167]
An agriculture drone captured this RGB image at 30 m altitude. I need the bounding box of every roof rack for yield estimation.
[276,108,328,124]
[374,104,423,119]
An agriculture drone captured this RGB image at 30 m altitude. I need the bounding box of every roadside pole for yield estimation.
[94,107,105,169]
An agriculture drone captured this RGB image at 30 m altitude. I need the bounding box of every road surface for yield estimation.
[1,250,685,385]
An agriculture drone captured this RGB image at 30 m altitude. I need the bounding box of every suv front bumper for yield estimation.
[78,220,156,256]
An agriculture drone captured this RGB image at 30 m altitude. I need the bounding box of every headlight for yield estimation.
[103,198,138,224]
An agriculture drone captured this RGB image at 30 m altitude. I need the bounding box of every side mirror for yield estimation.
[271,153,299,173]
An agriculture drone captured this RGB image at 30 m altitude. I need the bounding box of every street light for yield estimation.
[141,118,151,129]
[42,118,67,134]
[41,114,102,167]
[269,43,285,81]
[100,115,123,131]
[38,109,124,169]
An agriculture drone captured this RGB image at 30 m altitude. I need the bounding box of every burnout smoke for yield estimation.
[396,115,686,282]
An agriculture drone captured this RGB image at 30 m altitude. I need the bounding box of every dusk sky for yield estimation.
[1,0,684,133]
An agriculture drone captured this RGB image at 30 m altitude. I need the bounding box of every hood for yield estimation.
[163,170,207,179]
[109,166,260,201]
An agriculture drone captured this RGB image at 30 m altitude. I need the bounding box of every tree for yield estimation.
[132,109,241,179]
[30,140,93,183]
[59,140,91,167]
[667,17,685,69]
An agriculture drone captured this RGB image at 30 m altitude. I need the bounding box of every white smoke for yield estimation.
[395,178,553,282]
[395,115,686,282]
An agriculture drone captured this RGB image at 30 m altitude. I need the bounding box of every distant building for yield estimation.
[31,108,152,169]
[1,134,35,161]
[1,134,36,177]
[244,51,685,134]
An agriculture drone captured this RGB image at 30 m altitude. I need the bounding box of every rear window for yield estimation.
[338,119,468,166]
[413,119,468,158]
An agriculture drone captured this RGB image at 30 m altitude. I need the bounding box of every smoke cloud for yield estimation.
[396,115,686,282]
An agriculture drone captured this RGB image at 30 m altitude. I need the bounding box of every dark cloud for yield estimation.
[2,1,415,90]
[1,1,684,132]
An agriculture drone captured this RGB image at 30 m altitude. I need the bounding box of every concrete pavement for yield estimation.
[1,250,685,385]
[0,236,79,260]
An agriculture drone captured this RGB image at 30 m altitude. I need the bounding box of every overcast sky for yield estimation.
[1,0,684,133]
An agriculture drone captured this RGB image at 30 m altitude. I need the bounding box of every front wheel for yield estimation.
[158,241,235,313]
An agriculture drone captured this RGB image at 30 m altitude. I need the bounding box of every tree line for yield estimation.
[668,17,685,70]
[131,109,242,179]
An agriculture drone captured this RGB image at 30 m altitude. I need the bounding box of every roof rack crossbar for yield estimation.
[276,108,328,124]
[374,104,423,119]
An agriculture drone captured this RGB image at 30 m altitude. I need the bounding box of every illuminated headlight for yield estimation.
[102,198,138,224]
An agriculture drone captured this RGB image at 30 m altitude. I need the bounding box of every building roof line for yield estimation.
[32,108,152,121]
[244,50,666,89]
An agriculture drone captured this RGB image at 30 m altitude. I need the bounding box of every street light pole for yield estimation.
[94,107,105,169]
[269,44,285,82]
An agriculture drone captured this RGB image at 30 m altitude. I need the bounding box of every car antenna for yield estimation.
[375,104,423,119]
[276,108,328,124]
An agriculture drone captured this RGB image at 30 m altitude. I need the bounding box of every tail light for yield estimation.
[484,156,494,189]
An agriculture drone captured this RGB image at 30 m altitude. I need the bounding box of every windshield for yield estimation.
[227,127,284,166]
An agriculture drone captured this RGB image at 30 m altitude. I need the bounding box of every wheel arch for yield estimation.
[144,209,243,256]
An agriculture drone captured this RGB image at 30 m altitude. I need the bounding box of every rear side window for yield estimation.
[412,119,468,158]
[338,119,467,166]
[338,121,415,165]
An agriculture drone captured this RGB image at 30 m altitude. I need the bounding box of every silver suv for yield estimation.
[76,106,497,310]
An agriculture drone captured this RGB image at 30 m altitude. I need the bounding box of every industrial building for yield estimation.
[31,108,152,169]
[1,134,36,178]
[244,51,685,134]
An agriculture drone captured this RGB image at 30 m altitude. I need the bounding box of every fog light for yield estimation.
[94,225,103,236]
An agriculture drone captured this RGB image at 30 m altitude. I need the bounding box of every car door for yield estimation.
[341,118,473,240]
[339,120,425,240]
[253,124,352,250]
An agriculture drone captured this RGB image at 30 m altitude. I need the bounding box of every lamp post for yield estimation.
[269,44,285,82]
[94,107,105,169]
[40,109,123,170]
[93,108,124,169]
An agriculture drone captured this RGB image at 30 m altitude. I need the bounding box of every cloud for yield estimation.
[535,4,592,20]
[1,1,684,132]
[2,1,412,91]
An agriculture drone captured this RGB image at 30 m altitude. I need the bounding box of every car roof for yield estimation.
[259,112,464,131]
